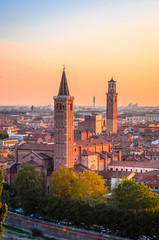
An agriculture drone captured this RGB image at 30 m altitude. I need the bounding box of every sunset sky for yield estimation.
[0,0,159,106]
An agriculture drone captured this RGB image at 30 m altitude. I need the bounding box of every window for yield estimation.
[31,156,34,160]
[116,168,118,171]
[68,103,72,110]
[56,103,60,110]
[126,169,128,171]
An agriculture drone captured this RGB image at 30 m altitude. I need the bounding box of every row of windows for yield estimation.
[110,168,148,173]
[109,84,116,89]
[56,103,73,111]
[56,103,65,111]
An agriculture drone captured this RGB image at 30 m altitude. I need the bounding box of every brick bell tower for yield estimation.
[106,77,118,133]
[54,67,74,171]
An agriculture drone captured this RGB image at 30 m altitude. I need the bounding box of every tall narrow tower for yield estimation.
[54,68,74,171]
[93,95,95,107]
[106,77,118,133]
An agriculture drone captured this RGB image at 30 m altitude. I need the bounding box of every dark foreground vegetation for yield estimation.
[40,196,159,239]
[3,164,159,239]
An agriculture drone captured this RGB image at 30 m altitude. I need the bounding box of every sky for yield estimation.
[0,0,159,106]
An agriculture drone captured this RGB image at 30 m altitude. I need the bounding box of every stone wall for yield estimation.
[4,211,130,240]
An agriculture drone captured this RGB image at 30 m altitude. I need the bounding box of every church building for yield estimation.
[7,69,120,193]
[53,68,74,171]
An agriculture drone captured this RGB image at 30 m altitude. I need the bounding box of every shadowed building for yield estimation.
[53,68,74,171]
[7,143,54,193]
[106,77,118,133]
[78,114,103,135]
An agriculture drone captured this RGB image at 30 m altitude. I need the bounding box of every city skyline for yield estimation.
[0,0,159,106]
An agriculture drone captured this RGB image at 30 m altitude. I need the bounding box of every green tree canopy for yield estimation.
[113,178,159,211]
[14,164,43,214]
[0,168,8,238]
[0,132,9,140]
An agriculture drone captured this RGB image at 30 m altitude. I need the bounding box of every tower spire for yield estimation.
[58,68,70,96]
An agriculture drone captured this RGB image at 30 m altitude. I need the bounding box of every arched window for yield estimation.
[56,103,60,110]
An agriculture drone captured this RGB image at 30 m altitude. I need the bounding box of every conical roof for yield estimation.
[109,77,115,83]
[58,70,70,96]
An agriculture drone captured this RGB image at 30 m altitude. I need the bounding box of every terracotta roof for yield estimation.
[38,153,52,160]
[75,138,110,146]
[145,151,159,157]
[98,170,133,179]
[0,157,8,163]
[74,163,90,174]
[18,143,54,151]
[81,149,98,156]
[134,170,159,180]
[3,138,19,141]
[109,160,159,169]
[146,182,159,187]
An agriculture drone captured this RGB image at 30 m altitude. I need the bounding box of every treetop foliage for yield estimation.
[50,164,78,197]
[50,164,108,204]
[0,132,9,140]
[113,178,159,211]
[0,167,8,238]
[14,164,43,214]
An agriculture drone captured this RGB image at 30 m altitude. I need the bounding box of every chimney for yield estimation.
[104,152,108,170]
[112,152,114,161]
[118,151,121,161]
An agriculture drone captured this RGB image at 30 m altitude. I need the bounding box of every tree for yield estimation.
[50,164,78,198]
[14,164,43,214]
[0,132,9,140]
[71,170,108,203]
[113,178,159,211]
[1,183,10,205]
[0,168,8,238]
[50,164,108,204]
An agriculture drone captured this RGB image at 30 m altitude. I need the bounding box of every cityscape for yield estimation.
[1,0,159,240]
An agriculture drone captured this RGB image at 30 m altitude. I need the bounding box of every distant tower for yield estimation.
[93,95,95,107]
[106,77,118,133]
[54,68,74,171]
